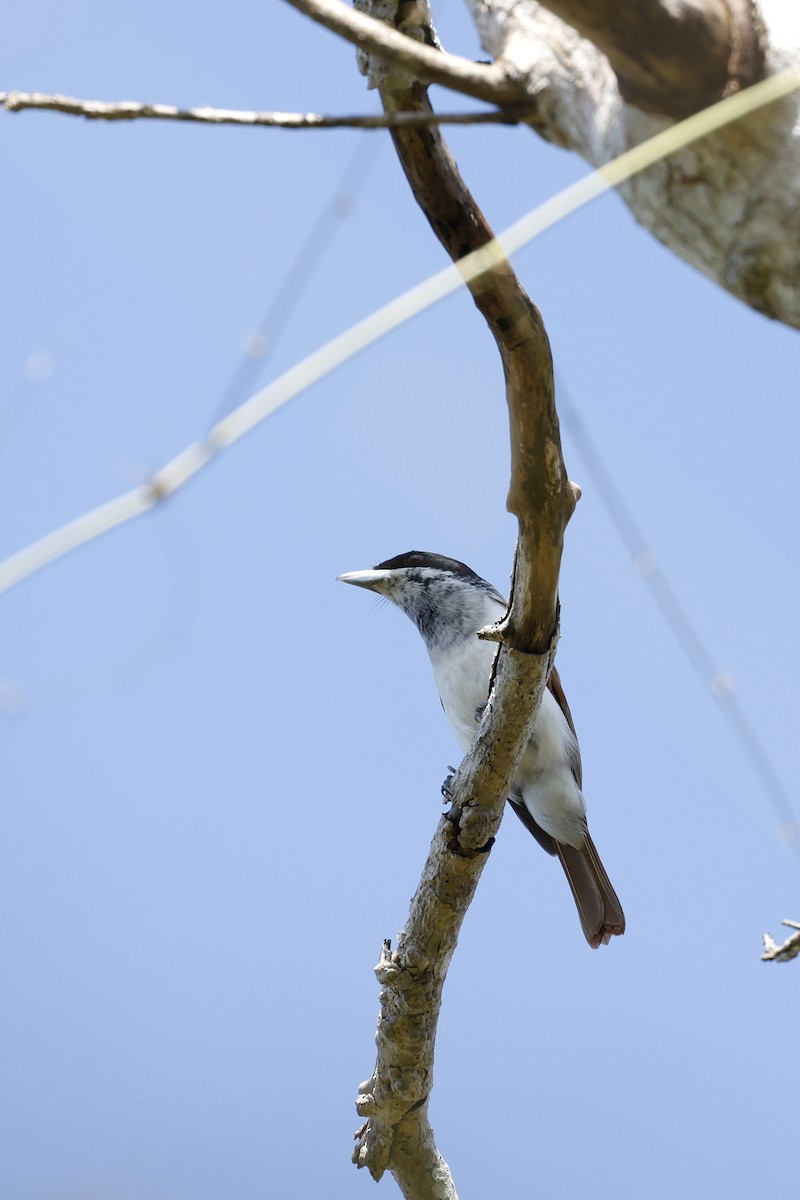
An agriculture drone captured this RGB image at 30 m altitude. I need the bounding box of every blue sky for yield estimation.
[2,4,799,1198]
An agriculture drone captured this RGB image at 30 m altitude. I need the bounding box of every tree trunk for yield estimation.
[465,0,800,326]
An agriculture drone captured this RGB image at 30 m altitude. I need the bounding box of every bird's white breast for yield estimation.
[428,631,587,848]
[429,634,497,753]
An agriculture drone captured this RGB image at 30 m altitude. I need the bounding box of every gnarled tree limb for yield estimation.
[351,4,576,1194]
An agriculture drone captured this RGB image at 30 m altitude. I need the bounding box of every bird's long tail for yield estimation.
[555,835,625,948]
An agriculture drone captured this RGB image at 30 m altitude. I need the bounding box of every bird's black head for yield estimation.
[373,551,487,584]
[338,551,506,649]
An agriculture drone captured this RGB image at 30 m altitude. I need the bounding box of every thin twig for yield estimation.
[0,90,533,130]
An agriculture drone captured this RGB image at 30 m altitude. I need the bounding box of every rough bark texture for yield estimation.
[466,0,800,325]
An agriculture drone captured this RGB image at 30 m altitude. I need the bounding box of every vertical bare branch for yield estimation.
[352,3,577,1192]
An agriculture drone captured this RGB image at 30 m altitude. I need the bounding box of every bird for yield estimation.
[337,550,625,949]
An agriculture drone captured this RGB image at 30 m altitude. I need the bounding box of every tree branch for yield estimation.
[352,3,576,1191]
[382,88,571,650]
[354,647,560,1194]
[376,44,575,655]
[762,919,800,962]
[0,89,534,130]
[536,0,765,116]
[283,0,524,105]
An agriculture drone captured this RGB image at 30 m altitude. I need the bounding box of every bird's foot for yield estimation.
[441,765,458,802]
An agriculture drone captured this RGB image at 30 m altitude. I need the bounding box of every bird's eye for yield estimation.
[406,552,424,566]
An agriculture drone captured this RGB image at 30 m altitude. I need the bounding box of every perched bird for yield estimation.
[338,550,625,949]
